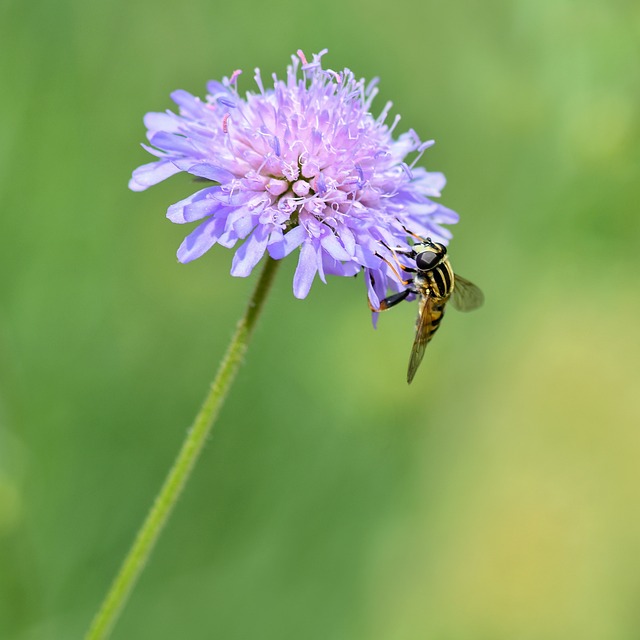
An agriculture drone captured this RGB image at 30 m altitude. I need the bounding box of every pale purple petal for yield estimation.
[322,254,359,277]
[429,204,459,224]
[144,112,181,133]
[172,161,235,184]
[129,160,181,191]
[149,131,196,155]
[206,80,227,95]
[230,225,270,277]
[167,187,220,223]
[223,206,260,240]
[170,90,208,117]
[232,214,257,239]
[293,241,318,299]
[320,232,351,261]
[412,168,446,196]
[354,243,383,270]
[316,243,326,284]
[267,225,307,259]
[140,143,169,159]
[337,225,356,256]
[365,268,382,310]
[216,224,240,247]
[177,217,225,263]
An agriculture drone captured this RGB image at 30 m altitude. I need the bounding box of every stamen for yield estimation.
[376,101,393,125]
[408,129,421,148]
[282,162,300,182]
[418,139,435,152]
[365,77,380,96]
[253,68,265,94]
[388,114,401,135]
[363,85,379,110]
[229,69,242,85]
[222,113,230,133]
[296,49,308,66]
[400,162,413,179]
[409,139,435,169]
[217,96,236,108]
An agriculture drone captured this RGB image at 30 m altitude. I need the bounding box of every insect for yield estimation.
[375,237,483,384]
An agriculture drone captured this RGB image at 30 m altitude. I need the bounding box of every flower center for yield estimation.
[261,154,324,215]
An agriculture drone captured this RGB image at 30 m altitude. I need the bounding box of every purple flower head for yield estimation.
[130,49,459,310]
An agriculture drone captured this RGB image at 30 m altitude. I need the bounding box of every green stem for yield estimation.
[85,257,281,640]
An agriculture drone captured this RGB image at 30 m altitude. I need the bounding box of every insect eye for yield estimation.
[416,251,441,271]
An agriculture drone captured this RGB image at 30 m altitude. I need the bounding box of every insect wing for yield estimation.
[407,292,434,384]
[451,275,484,312]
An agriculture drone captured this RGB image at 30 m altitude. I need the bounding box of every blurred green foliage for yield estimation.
[1,0,639,638]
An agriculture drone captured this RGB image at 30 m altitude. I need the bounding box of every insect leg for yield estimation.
[374,251,415,285]
[378,288,413,310]
[378,239,417,258]
[378,243,417,273]
[401,225,426,242]
[367,269,415,311]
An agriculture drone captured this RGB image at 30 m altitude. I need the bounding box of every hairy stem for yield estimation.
[85,257,281,640]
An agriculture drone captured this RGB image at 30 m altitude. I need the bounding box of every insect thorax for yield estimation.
[417,257,454,300]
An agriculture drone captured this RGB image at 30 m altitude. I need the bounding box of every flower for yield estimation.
[129,49,458,311]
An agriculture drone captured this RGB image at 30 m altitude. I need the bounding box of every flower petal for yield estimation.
[267,225,307,259]
[230,225,269,277]
[338,225,356,256]
[320,232,351,261]
[170,90,208,118]
[216,229,239,249]
[233,213,258,239]
[316,243,326,284]
[166,187,220,223]
[412,168,446,196]
[140,143,169,159]
[206,80,227,96]
[222,205,260,239]
[143,111,181,134]
[354,242,383,270]
[322,254,359,277]
[429,204,459,224]
[365,268,382,310]
[129,160,181,191]
[177,216,225,263]
[172,160,235,184]
[149,131,196,155]
[293,241,318,299]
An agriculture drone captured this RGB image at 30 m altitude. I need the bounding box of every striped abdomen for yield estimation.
[415,257,455,343]
[416,294,447,344]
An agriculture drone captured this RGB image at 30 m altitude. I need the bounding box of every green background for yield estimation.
[2,0,639,638]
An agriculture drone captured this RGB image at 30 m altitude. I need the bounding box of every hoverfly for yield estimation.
[375,237,483,384]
